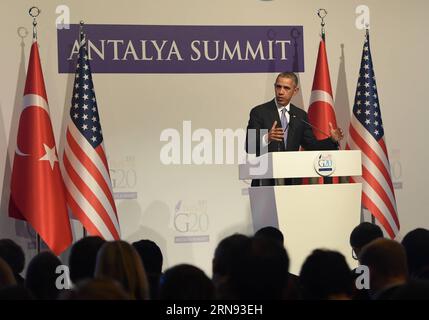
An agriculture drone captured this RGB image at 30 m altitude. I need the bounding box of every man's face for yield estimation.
[274,76,298,106]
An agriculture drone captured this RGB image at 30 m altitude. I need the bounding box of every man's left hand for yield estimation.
[329,122,344,142]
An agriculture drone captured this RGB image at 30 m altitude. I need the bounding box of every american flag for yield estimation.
[63,30,121,240]
[346,30,400,238]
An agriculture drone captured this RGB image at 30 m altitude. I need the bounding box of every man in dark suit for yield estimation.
[246,72,343,186]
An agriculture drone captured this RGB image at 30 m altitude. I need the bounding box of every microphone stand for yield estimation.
[287,110,340,149]
[287,110,339,184]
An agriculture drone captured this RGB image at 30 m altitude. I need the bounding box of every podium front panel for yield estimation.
[249,183,362,274]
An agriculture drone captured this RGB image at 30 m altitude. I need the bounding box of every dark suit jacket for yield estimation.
[245,99,338,186]
[246,99,337,155]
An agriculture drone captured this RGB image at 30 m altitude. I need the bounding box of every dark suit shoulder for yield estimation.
[289,104,307,117]
[250,99,276,114]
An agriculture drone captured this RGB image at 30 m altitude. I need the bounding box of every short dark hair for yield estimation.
[255,226,284,246]
[300,249,353,299]
[0,239,25,274]
[228,237,289,299]
[25,251,62,300]
[213,234,249,277]
[159,264,214,300]
[350,222,384,249]
[69,236,106,284]
[132,239,163,274]
[401,228,429,277]
[277,72,298,86]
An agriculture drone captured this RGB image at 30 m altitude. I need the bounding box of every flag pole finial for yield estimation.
[317,8,327,40]
[79,20,85,43]
[28,6,40,41]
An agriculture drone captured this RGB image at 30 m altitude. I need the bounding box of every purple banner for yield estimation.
[57,24,304,74]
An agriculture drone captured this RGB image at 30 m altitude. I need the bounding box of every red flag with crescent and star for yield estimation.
[9,40,72,255]
[308,35,340,184]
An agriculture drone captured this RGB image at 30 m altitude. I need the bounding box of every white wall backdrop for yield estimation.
[0,0,428,275]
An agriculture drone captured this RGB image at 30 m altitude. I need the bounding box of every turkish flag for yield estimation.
[308,37,339,184]
[308,38,338,139]
[9,41,72,255]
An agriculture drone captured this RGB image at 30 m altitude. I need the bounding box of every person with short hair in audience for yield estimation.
[359,238,408,299]
[95,240,150,300]
[25,251,62,300]
[0,239,26,285]
[212,233,249,298]
[0,257,16,289]
[349,222,384,299]
[350,222,384,260]
[132,239,163,299]
[300,249,353,300]
[68,236,106,285]
[0,241,33,300]
[254,226,300,299]
[159,264,214,300]
[401,228,429,280]
[254,226,284,244]
[226,236,290,299]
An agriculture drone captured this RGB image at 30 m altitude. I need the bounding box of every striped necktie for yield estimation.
[281,107,288,148]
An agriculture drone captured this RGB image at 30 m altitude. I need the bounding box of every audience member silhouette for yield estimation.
[0,284,34,300]
[401,228,429,280]
[226,236,290,299]
[212,233,249,298]
[25,251,62,300]
[159,264,214,300]
[300,249,353,300]
[387,279,429,300]
[58,278,132,300]
[255,226,284,244]
[254,227,300,299]
[0,239,26,285]
[349,222,384,260]
[0,257,16,289]
[349,222,384,299]
[95,240,150,300]
[68,236,106,284]
[132,239,163,299]
[359,238,408,299]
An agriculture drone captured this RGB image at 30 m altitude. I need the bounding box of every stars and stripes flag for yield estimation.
[62,30,121,240]
[346,30,400,238]
[9,39,72,255]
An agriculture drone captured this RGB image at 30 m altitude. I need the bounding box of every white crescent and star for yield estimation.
[15,147,29,157]
[15,143,59,170]
[38,144,59,170]
[15,94,58,170]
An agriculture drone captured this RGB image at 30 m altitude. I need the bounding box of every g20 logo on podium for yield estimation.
[314,153,336,177]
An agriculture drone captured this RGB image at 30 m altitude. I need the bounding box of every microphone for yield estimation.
[286,109,330,137]
[286,109,340,148]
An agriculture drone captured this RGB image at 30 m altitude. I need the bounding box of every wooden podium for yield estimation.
[239,150,362,274]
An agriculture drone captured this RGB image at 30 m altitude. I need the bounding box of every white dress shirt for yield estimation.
[262,100,291,147]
